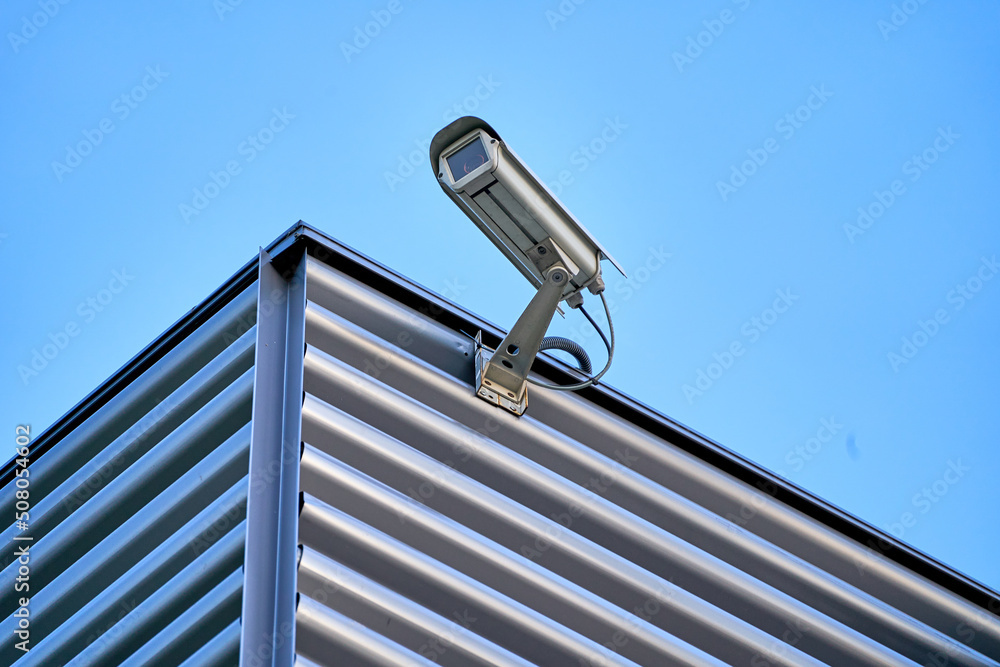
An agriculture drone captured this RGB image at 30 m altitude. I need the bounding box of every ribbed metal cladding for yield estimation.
[296,254,1000,667]
[0,281,258,666]
[4,225,997,666]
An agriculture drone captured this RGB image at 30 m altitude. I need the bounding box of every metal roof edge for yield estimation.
[0,221,306,485]
[7,220,998,616]
[286,224,1000,616]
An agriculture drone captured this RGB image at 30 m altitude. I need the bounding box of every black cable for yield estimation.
[539,337,592,375]
[579,303,611,354]
[527,291,615,391]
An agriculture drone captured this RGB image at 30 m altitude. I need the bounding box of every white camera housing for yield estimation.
[430,116,623,303]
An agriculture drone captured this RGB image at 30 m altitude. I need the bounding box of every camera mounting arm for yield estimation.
[476,265,570,415]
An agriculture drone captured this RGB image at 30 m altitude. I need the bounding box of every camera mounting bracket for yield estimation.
[475,264,569,415]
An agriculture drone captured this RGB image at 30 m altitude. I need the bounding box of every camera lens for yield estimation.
[464,155,485,173]
[447,136,490,180]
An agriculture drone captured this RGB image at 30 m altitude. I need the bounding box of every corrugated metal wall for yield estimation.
[3,227,998,667]
[0,282,257,666]
[295,253,1000,667]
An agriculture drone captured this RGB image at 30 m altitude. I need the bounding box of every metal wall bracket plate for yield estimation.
[474,332,526,415]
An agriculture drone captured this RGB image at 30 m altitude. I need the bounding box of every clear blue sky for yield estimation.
[2,1,998,591]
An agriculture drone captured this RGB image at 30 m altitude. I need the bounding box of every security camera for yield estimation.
[430,117,622,416]
[430,116,623,307]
